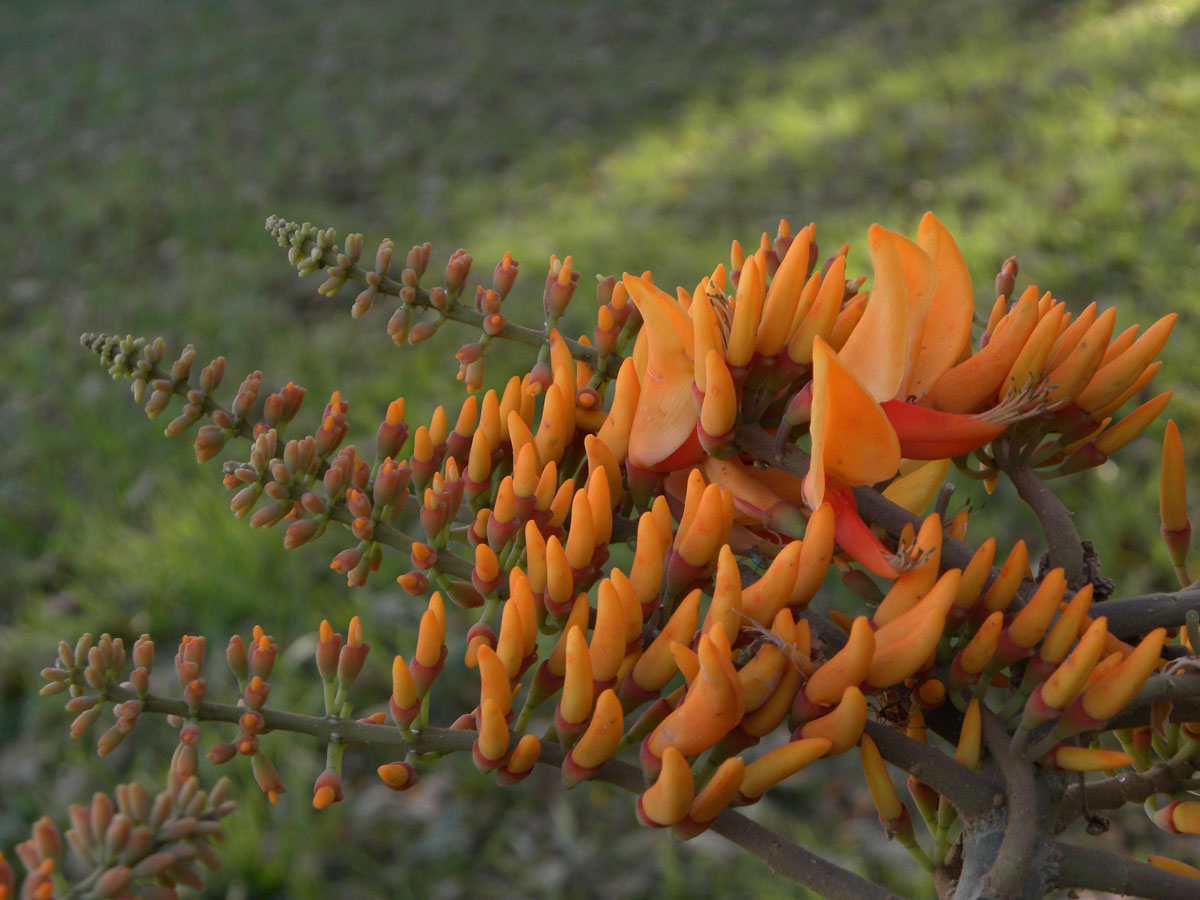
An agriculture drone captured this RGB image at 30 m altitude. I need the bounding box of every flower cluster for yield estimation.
[50,211,1200,900]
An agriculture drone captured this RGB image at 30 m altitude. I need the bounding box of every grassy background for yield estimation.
[4,0,1200,896]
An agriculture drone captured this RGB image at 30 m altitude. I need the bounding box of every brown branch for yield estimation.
[1054,760,1198,833]
[106,686,901,900]
[863,721,995,820]
[1003,464,1085,589]
[707,811,901,900]
[979,708,1040,899]
[1053,842,1200,899]
[1093,588,1200,639]
[1106,673,1200,730]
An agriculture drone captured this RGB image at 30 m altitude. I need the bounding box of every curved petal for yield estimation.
[624,274,700,471]
[909,212,974,397]
[805,337,900,506]
[837,224,908,402]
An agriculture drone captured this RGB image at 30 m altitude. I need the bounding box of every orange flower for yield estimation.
[804,337,902,577]
[622,274,702,473]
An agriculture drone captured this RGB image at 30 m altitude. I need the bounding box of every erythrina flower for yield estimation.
[803,336,902,576]
[622,274,703,473]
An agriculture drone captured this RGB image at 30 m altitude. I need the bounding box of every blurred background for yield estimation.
[3,0,1200,896]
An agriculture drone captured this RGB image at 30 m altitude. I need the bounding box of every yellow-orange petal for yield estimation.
[909,213,974,397]
[1161,419,1189,532]
[837,224,909,402]
[1051,746,1133,772]
[1037,584,1095,667]
[596,357,640,464]
[559,626,594,725]
[1147,855,1200,881]
[799,686,867,754]
[631,589,701,693]
[1080,627,1167,722]
[805,616,875,707]
[392,654,418,710]
[638,746,694,827]
[700,350,737,438]
[726,256,765,368]
[1041,616,1109,711]
[804,337,901,508]
[701,545,744,646]
[507,734,542,776]
[624,274,698,471]
[477,644,512,718]
[571,690,624,770]
[590,580,627,684]
[955,699,982,769]
[688,756,745,824]
[860,734,905,821]
[476,698,510,763]
[740,737,831,800]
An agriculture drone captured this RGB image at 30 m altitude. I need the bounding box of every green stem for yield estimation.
[900,837,934,872]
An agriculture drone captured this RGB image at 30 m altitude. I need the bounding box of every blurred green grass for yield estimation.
[3,0,1200,896]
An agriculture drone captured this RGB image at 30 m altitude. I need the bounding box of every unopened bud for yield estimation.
[312,767,344,810]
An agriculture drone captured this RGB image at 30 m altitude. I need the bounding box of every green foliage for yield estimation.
[4,0,1200,896]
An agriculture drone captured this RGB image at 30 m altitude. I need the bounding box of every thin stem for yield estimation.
[980,708,1039,899]
[933,795,956,868]
[902,838,934,872]
[105,684,900,900]
[1003,463,1084,589]
[326,503,478,586]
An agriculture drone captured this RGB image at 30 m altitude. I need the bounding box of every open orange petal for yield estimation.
[804,337,900,508]
[837,224,909,402]
[909,213,974,398]
[882,228,936,397]
[624,274,700,471]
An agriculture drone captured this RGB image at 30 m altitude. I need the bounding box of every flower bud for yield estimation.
[337,616,369,691]
[249,633,277,680]
[737,737,831,805]
[378,761,417,791]
[563,690,624,786]
[544,255,578,318]
[391,655,420,728]
[251,752,285,804]
[312,768,344,810]
[493,252,519,299]
[473,699,510,771]
[316,621,341,682]
[244,675,270,710]
[637,747,693,828]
